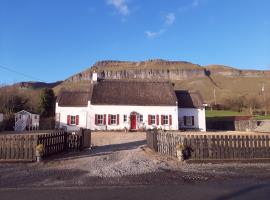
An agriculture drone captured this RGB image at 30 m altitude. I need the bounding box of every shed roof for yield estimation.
[15,110,39,115]
[175,90,204,108]
[91,80,177,106]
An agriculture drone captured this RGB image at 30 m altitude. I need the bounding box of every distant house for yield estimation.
[14,110,40,132]
[176,91,206,131]
[55,73,206,132]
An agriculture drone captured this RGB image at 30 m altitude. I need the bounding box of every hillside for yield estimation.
[55,59,270,104]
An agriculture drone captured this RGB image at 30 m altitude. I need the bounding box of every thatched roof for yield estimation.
[57,90,92,107]
[175,90,204,108]
[91,80,177,106]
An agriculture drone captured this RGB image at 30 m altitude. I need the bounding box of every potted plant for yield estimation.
[36,144,45,162]
[176,144,185,161]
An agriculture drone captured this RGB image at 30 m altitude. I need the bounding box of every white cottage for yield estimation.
[14,110,40,132]
[55,78,206,132]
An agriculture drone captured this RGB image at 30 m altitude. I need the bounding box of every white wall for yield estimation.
[55,102,90,131]
[56,103,178,131]
[178,108,206,131]
[0,113,3,122]
[89,105,178,131]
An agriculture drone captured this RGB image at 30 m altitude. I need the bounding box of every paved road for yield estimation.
[1,180,269,200]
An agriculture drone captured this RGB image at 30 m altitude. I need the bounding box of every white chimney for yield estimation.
[92,72,98,83]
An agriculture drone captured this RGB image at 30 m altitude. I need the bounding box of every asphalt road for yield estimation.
[1,180,269,200]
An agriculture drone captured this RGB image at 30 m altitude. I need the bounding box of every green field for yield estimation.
[254,115,270,120]
[206,110,270,120]
[206,110,248,118]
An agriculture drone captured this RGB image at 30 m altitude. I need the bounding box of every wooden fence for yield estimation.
[0,129,91,162]
[37,131,67,157]
[147,130,270,161]
[0,134,37,161]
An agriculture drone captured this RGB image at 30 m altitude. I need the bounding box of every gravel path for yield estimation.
[44,132,179,178]
[0,131,270,188]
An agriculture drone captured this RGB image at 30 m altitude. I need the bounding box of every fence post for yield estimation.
[153,129,158,151]
[64,131,68,151]
[79,128,84,151]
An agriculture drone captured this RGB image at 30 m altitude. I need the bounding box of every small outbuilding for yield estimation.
[14,110,40,132]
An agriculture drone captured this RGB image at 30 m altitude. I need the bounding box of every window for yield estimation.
[163,115,169,125]
[67,115,79,125]
[150,115,155,125]
[123,115,127,122]
[97,115,104,125]
[34,115,38,120]
[110,115,117,125]
[70,116,76,125]
[139,115,143,122]
[184,116,194,126]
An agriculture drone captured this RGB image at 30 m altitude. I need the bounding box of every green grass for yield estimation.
[206,110,248,118]
[254,115,270,120]
[206,110,270,120]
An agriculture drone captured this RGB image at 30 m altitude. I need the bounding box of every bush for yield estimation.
[2,114,15,131]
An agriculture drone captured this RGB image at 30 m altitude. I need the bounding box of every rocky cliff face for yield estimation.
[65,59,270,83]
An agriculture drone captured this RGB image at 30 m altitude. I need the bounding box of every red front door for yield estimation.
[130,114,137,130]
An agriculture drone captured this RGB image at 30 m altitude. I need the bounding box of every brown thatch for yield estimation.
[91,80,177,106]
[57,90,92,107]
[175,90,204,108]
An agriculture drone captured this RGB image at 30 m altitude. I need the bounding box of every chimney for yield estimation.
[91,72,98,83]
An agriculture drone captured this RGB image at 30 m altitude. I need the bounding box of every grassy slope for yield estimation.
[174,75,270,103]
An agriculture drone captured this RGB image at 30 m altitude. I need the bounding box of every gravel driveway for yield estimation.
[0,131,270,188]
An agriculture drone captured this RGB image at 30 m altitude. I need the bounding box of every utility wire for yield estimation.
[0,64,45,82]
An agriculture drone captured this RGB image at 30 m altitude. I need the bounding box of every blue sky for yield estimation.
[0,0,269,84]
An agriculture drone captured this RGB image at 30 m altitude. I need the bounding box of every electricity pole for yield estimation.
[214,88,217,106]
[262,83,266,116]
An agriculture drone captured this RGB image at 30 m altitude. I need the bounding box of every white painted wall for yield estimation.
[0,113,3,122]
[89,105,178,131]
[56,102,178,131]
[178,108,206,131]
[55,102,90,131]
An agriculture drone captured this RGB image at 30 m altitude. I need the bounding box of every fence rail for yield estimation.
[147,130,270,160]
[0,129,91,162]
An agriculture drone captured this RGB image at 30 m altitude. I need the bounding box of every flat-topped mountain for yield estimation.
[64,59,270,83]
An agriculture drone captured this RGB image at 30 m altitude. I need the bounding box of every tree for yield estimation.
[222,96,247,112]
[38,88,55,117]
[0,86,29,114]
[246,97,260,115]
